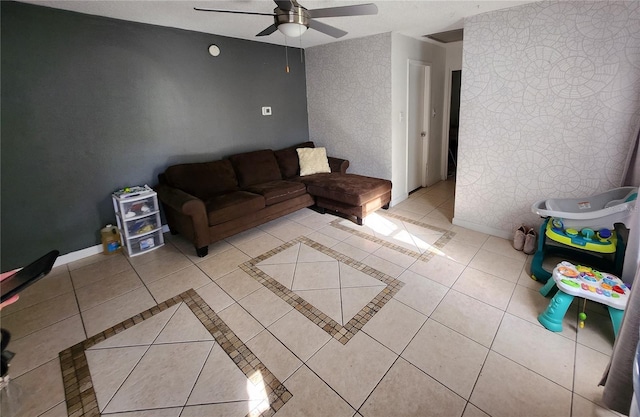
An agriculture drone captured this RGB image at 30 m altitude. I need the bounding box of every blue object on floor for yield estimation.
[537,287,624,337]
[538,289,574,332]
[538,262,628,338]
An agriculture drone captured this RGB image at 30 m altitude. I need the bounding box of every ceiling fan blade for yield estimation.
[274,1,295,11]
[256,24,278,37]
[308,3,378,18]
[309,20,347,38]
[193,7,274,17]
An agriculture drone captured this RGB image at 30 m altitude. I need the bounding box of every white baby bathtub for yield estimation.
[532,186,638,230]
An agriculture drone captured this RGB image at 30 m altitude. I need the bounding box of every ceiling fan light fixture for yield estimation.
[278,22,307,37]
[195,1,378,40]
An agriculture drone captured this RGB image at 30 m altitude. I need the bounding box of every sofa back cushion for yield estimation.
[274,141,315,179]
[164,159,239,200]
[228,149,282,188]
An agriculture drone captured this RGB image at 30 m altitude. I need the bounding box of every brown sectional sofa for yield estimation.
[156,142,391,257]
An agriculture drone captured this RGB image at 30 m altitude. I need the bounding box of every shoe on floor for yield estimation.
[524,227,538,255]
[513,225,527,251]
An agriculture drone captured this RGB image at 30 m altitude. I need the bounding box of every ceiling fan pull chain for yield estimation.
[284,35,290,73]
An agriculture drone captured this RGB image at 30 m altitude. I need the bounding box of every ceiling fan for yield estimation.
[194,0,378,39]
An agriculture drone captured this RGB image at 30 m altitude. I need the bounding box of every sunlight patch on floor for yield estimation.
[366,212,452,257]
[364,213,398,236]
[393,229,416,246]
[247,370,269,417]
[411,236,435,253]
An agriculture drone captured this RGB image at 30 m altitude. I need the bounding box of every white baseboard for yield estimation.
[390,193,409,207]
[53,244,103,267]
[53,219,512,268]
[451,217,512,240]
[52,224,171,268]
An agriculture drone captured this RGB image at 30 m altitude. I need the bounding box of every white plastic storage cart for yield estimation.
[112,185,164,257]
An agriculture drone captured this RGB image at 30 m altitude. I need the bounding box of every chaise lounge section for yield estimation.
[300,173,392,226]
[156,141,391,256]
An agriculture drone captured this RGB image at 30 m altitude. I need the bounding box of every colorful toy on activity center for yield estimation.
[545,217,617,253]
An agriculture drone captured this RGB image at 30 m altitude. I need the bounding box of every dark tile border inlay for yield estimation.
[241,236,405,345]
[241,213,456,345]
[59,289,291,417]
[329,213,456,263]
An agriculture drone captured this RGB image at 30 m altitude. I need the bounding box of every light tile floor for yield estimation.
[0,179,625,417]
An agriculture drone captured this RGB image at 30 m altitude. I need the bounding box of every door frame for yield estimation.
[405,59,432,193]
[440,67,452,179]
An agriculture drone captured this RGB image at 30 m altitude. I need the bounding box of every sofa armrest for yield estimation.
[155,184,209,248]
[328,156,349,174]
[156,184,202,213]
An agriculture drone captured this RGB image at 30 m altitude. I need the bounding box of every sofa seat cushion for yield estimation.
[245,180,307,206]
[205,191,265,226]
[299,173,392,206]
[228,149,282,188]
[164,159,239,200]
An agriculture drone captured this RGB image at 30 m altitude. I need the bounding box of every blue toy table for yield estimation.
[538,262,629,337]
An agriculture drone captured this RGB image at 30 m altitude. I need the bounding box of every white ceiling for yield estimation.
[22,0,537,48]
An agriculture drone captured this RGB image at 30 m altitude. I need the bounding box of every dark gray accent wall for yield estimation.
[1,1,309,269]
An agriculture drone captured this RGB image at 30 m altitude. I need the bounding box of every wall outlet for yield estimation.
[262,106,272,116]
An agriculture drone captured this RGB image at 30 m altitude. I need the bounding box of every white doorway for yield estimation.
[406,60,432,193]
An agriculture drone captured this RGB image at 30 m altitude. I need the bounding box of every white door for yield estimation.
[407,61,431,192]
[425,67,444,187]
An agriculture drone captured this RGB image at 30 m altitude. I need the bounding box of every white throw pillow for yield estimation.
[297,147,331,176]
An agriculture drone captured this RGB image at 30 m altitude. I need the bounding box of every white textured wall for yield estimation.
[454,1,640,238]
[306,33,392,180]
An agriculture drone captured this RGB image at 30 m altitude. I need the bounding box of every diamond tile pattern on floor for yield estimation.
[0,179,625,417]
[256,243,387,326]
[58,290,291,417]
[244,236,404,343]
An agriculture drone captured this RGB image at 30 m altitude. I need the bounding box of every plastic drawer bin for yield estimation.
[128,231,163,256]
[121,197,158,219]
[126,217,159,236]
[112,185,164,257]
